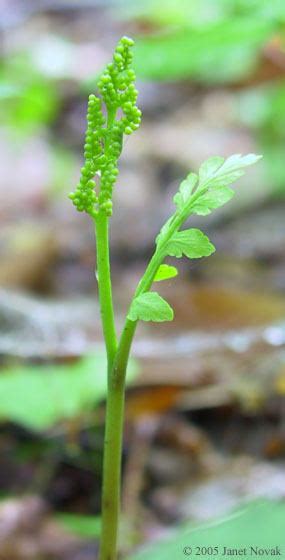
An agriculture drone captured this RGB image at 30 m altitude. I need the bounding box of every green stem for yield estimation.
[96,102,124,559]
[98,372,125,560]
[95,212,122,560]
[94,214,117,367]
[98,249,162,560]
[111,207,185,388]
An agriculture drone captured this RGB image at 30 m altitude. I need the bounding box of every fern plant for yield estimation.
[69,36,261,560]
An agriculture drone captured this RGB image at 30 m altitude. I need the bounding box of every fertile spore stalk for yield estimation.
[69,36,262,560]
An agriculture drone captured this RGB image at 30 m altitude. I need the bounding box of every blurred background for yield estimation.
[1,1,285,558]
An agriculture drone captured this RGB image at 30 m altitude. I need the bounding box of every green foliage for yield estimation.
[173,154,261,217]
[69,36,141,218]
[156,154,260,252]
[133,20,274,83]
[125,152,260,326]
[146,153,261,323]
[0,354,137,431]
[0,53,58,134]
[190,186,235,216]
[57,513,101,538]
[166,229,215,259]
[126,0,285,28]
[129,0,284,83]
[128,500,285,560]
[173,173,198,210]
[169,154,261,221]
[236,81,285,194]
[199,153,260,182]
[128,292,174,322]
[154,264,178,281]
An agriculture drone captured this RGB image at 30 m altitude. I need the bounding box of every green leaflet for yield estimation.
[173,172,198,211]
[190,185,235,215]
[158,154,261,247]
[173,153,262,217]
[154,153,260,287]
[128,499,285,560]
[154,264,178,282]
[166,228,215,258]
[198,153,262,187]
[155,215,175,245]
[198,156,225,183]
[128,292,174,322]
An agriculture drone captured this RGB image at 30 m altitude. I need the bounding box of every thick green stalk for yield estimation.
[98,373,125,560]
[95,212,123,560]
[94,213,117,367]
